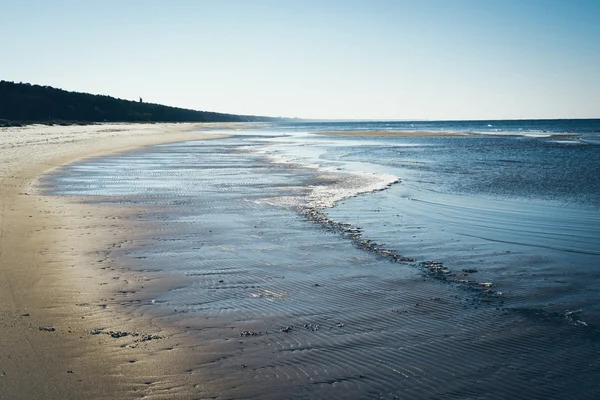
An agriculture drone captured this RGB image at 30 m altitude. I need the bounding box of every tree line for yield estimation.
[0,81,276,126]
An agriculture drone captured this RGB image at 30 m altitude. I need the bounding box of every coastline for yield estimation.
[35,127,600,400]
[3,121,599,399]
[0,123,230,399]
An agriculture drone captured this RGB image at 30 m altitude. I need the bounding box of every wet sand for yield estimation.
[0,123,231,399]
[38,136,600,399]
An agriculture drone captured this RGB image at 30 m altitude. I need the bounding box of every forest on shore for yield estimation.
[0,81,276,126]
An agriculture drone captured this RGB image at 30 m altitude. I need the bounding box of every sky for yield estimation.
[1,0,599,120]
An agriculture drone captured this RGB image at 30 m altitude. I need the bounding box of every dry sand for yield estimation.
[0,123,232,399]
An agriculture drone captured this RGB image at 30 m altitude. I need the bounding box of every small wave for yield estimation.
[551,140,583,145]
[262,150,399,210]
[509,308,596,333]
[308,169,399,209]
[578,138,600,146]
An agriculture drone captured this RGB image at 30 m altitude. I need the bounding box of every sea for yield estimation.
[43,119,600,399]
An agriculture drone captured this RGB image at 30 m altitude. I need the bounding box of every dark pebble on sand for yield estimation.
[138,334,163,342]
[303,323,319,331]
[240,330,263,337]
[39,327,56,332]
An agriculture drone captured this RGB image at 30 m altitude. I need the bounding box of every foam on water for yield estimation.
[246,137,400,209]
[307,169,398,209]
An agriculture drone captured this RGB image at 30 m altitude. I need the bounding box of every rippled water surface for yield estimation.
[43,121,600,399]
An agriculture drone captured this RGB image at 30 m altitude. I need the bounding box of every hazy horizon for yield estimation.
[2,0,599,120]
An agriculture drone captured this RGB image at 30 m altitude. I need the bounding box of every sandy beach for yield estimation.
[3,123,448,400]
[0,123,231,399]
[3,121,599,399]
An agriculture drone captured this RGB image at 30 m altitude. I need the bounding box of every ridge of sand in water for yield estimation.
[313,130,580,138]
[313,130,467,137]
[0,123,232,399]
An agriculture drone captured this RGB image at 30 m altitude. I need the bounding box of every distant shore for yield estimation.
[0,123,231,399]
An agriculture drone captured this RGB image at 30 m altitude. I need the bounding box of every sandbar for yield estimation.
[314,130,466,137]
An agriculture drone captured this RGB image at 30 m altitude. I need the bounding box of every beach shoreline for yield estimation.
[4,121,599,399]
[0,123,232,399]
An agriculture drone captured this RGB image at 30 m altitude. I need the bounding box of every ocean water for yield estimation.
[43,119,600,399]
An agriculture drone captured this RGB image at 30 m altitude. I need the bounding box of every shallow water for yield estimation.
[42,122,600,399]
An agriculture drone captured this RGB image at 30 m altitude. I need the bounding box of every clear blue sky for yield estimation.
[2,0,599,120]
